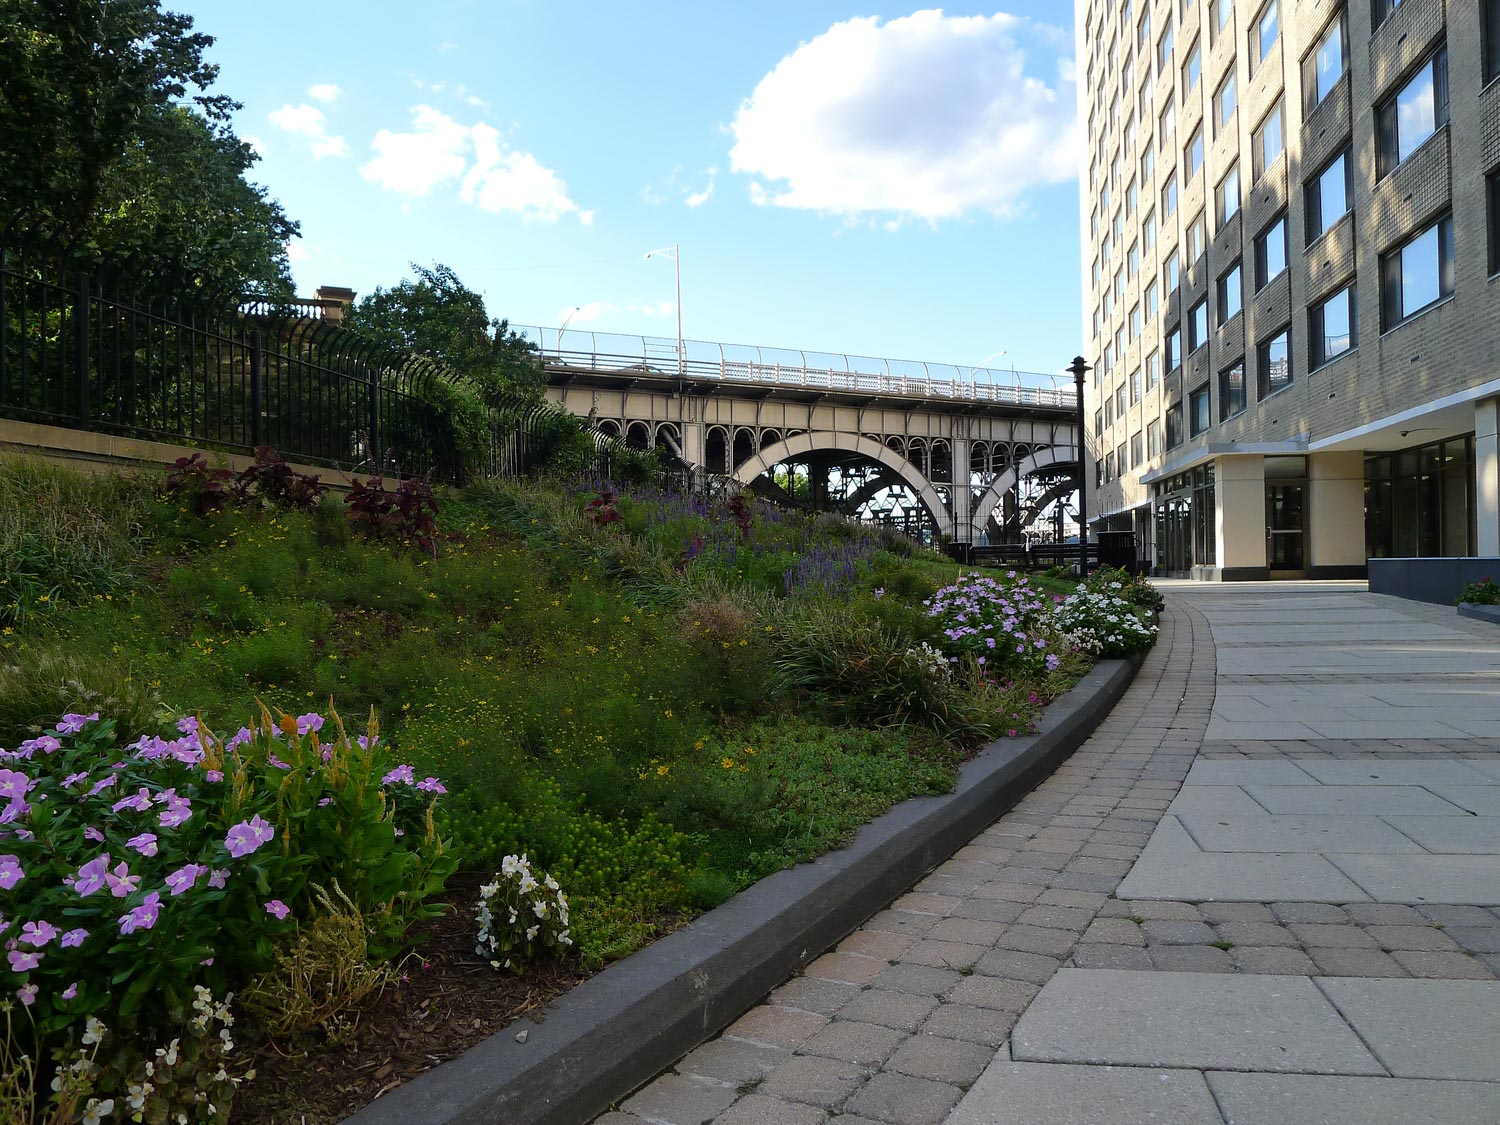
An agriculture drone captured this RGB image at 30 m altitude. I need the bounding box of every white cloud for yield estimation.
[684,168,716,208]
[308,83,342,103]
[362,107,590,223]
[729,9,1078,222]
[285,240,310,263]
[268,103,349,159]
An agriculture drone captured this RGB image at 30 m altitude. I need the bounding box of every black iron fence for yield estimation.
[0,237,584,484]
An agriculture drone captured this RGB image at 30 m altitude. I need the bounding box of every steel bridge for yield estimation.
[519,326,1080,544]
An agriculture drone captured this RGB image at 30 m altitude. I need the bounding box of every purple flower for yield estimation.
[60,928,88,949]
[317,797,332,807]
[62,771,89,787]
[119,892,162,935]
[111,787,152,814]
[16,983,36,1007]
[264,899,291,921]
[164,864,206,896]
[415,777,447,795]
[0,769,33,801]
[224,815,274,858]
[382,764,415,787]
[176,716,200,735]
[57,712,98,735]
[203,769,224,783]
[357,735,379,751]
[22,735,61,755]
[267,753,291,770]
[207,869,229,889]
[83,826,104,843]
[18,919,58,947]
[0,797,29,825]
[0,855,22,891]
[155,789,192,828]
[104,861,140,898]
[61,982,78,1000]
[88,775,117,797]
[296,713,324,736]
[68,855,110,897]
[125,833,158,857]
[7,949,41,972]
[225,727,253,752]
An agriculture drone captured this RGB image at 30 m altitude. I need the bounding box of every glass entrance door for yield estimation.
[1266,484,1306,575]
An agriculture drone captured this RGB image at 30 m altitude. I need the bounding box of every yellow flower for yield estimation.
[720,757,735,770]
[656,764,670,776]
[663,708,673,718]
[693,740,706,751]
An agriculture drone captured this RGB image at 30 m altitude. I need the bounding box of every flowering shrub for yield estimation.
[0,706,454,1116]
[475,855,572,972]
[925,572,1061,675]
[1052,589,1158,657]
[1084,565,1164,612]
[1458,577,1500,606]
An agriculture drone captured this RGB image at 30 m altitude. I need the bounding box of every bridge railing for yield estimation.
[514,326,1077,409]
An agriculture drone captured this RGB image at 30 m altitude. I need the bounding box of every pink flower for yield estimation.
[224,815,273,858]
[155,789,192,828]
[68,855,110,897]
[0,769,33,801]
[207,869,229,889]
[61,982,78,1000]
[125,833,158,857]
[296,713,324,736]
[176,716,200,735]
[264,899,291,921]
[104,861,140,898]
[111,787,153,814]
[164,864,206,896]
[16,983,36,1007]
[382,764,415,787]
[416,777,447,795]
[317,797,332,807]
[7,949,41,972]
[119,892,162,935]
[357,735,378,751]
[0,855,22,891]
[203,769,224,783]
[60,928,88,949]
[57,712,99,734]
[18,920,58,948]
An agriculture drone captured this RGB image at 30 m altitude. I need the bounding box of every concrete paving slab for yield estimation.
[1205,1072,1500,1125]
[1178,814,1425,855]
[1164,786,1271,817]
[1245,785,1468,817]
[1317,978,1500,1080]
[1181,760,1319,786]
[1302,719,1477,740]
[1427,785,1500,816]
[948,1062,1223,1125]
[1463,759,1500,781]
[1203,719,1322,741]
[1382,815,1500,854]
[1294,761,1497,787]
[1330,854,1500,905]
[1010,970,1384,1075]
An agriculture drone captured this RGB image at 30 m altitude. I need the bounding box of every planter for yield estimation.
[1458,602,1500,625]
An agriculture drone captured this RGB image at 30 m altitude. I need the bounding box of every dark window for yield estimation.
[1380,214,1455,328]
[1258,328,1292,398]
[1146,348,1160,388]
[1217,262,1243,325]
[1219,361,1246,421]
[1255,214,1288,289]
[1302,11,1348,114]
[1305,149,1351,244]
[1489,174,1500,275]
[1147,418,1162,457]
[1189,384,1212,436]
[1131,431,1143,468]
[1373,0,1405,30]
[1376,48,1449,178]
[1166,401,1185,448]
[1310,283,1357,368]
[1486,0,1500,84]
[1166,327,1183,372]
[1252,101,1284,180]
[1188,298,1209,351]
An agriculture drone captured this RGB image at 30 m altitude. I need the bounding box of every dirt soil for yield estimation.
[233,872,586,1124]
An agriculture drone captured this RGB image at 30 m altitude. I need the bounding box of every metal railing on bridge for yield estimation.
[515,326,1077,410]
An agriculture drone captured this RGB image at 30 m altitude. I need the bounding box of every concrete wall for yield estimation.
[1369,557,1500,605]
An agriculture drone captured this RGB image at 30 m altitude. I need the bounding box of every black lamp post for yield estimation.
[1069,355,1091,577]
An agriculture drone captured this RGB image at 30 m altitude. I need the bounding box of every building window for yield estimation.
[1258,327,1291,398]
[1183,38,1201,92]
[1217,261,1243,325]
[1166,401,1185,448]
[1116,443,1127,480]
[1373,0,1404,31]
[1105,394,1114,428]
[1310,283,1356,368]
[1141,144,1155,184]
[1303,11,1348,113]
[1189,384,1211,436]
[1252,101,1284,180]
[1380,214,1454,328]
[1489,174,1500,276]
[1215,71,1237,134]
[1131,366,1142,403]
[1166,253,1181,291]
[1166,327,1183,373]
[1305,149,1351,244]
[1103,342,1113,377]
[1210,0,1233,41]
[1219,361,1246,421]
[1251,0,1278,72]
[1147,348,1161,389]
[1116,384,1127,418]
[1188,297,1209,351]
[1158,20,1175,73]
[1115,267,1125,303]
[1130,302,1142,341]
[1486,0,1500,84]
[1160,102,1176,149]
[1255,214,1288,289]
[1128,241,1140,278]
[1162,171,1178,217]
[1131,430,1144,468]
[1186,125,1204,179]
[1187,212,1207,262]
[1139,7,1152,52]
[1104,450,1114,483]
[1215,163,1240,225]
[1095,410,1104,440]
[1145,280,1159,320]
[1377,48,1449,178]
[1126,178,1138,215]
[1147,418,1162,457]
[1143,208,1157,251]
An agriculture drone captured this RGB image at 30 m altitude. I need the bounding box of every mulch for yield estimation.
[233,872,586,1124]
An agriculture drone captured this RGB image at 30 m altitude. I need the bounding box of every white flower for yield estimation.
[82,1016,107,1045]
[82,1099,114,1125]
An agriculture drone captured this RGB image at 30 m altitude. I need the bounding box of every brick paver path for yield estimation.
[598,586,1500,1124]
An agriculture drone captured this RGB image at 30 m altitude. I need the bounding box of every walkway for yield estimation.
[598,584,1500,1124]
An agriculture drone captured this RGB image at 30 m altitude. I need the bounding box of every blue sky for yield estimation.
[183,2,1082,374]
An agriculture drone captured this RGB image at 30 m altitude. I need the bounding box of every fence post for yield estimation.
[249,329,263,446]
[75,273,90,424]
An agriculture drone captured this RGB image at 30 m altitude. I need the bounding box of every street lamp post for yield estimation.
[644,244,684,379]
[1069,355,1092,578]
[556,305,581,359]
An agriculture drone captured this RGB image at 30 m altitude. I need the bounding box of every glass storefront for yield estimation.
[1265,456,1307,575]
[1365,435,1475,558]
[1153,464,1216,574]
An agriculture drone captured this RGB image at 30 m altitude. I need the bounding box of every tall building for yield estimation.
[1076,0,1500,578]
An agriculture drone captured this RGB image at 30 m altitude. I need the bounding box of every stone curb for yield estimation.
[346,653,1144,1125]
[1458,602,1500,625]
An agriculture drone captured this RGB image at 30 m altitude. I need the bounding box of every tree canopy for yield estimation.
[0,0,295,297]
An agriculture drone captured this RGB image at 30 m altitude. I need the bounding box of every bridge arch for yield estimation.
[734,431,952,537]
[970,444,1078,538]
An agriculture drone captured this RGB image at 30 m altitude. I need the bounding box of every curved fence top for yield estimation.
[513,325,1076,410]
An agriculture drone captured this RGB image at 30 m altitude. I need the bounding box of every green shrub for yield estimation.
[1458,577,1500,606]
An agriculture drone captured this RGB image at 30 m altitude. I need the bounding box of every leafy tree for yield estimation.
[0,0,295,296]
[345,263,544,401]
